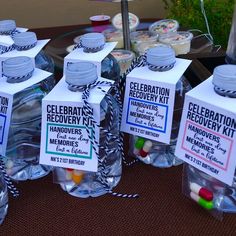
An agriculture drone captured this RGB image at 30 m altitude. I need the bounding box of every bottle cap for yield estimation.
[65,62,98,87]
[146,46,176,71]
[3,56,34,83]
[212,64,236,97]
[0,20,16,34]
[80,33,105,52]
[13,32,37,50]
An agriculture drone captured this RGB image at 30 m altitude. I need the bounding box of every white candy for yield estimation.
[143,140,153,152]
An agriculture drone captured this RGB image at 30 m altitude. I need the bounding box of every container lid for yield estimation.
[0,20,16,34]
[146,46,176,67]
[112,12,139,31]
[80,32,105,50]
[89,15,110,22]
[149,19,179,35]
[159,31,193,44]
[212,64,236,92]
[65,62,98,86]
[13,31,37,47]
[130,30,158,42]
[3,56,34,80]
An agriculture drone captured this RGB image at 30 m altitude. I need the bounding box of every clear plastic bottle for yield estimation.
[0,171,8,225]
[185,64,236,212]
[73,32,120,82]
[3,56,54,181]
[54,62,122,198]
[130,46,192,168]
[12,31,54,73]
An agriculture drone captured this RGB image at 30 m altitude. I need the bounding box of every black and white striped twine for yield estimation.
[67,80,139,198]
[214,85,236,98]
[3,70,34,83]
[13,42,37,51]
[0,155,19,197]
[0,44,15,55]
[73,41,105,53]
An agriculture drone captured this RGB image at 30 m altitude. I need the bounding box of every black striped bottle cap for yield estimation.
[3,56,34,83]
[0,20,16,35]
[80,33,105,52]
[146,46,176,71]
[212,64,236,98]
[65,62,97,87]
[13,32,37,50]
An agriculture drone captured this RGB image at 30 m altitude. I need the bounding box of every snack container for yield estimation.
[112,12,139,32]
[159,31,193,55]
[130,30,158,53]
[149,19,179,35]
[102,28,124,49]
[111,49,135,75]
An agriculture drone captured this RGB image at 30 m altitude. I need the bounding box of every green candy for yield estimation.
[135,137,145,149]
[198,198,214,210]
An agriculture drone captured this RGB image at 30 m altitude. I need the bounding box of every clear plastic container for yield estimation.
[184,64,236,213]
[129,46,192,168]
[0,172,8,225]
[54,62,122,198]
[130,30,158,54]
[110,49,135,75]
[3,56,54,181]
[112,12,139,32]
[102,28,124,49]
[136,42,169,56]
[159,31,193,56]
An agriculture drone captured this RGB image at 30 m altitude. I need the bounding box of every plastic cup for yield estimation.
[89,15,110,32]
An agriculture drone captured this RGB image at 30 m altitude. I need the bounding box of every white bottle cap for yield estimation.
[0,20,16,34]
[80,32,105,51]
[212,64,236,92]
[3,56,34,82]
[146,46,176,71]
[65,62,98,86]
[13,32,37,48]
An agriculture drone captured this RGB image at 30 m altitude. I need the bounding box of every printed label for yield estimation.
[40,101,100,172]
[126,97,168,133]
[121,78,175,144]
[0,93,13,155]
[46,123,93,159]
[175,96,236,185]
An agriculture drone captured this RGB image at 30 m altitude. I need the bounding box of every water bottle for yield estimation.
[3,56,54,180]
[12,31,54,73]
[73,32,120,82]
[185,64,236,212]
[130,46,192,167]
[54,62,122,198]
[0,171,8,224]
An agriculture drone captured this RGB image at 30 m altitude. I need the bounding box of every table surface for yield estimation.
[1,23,234,235]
